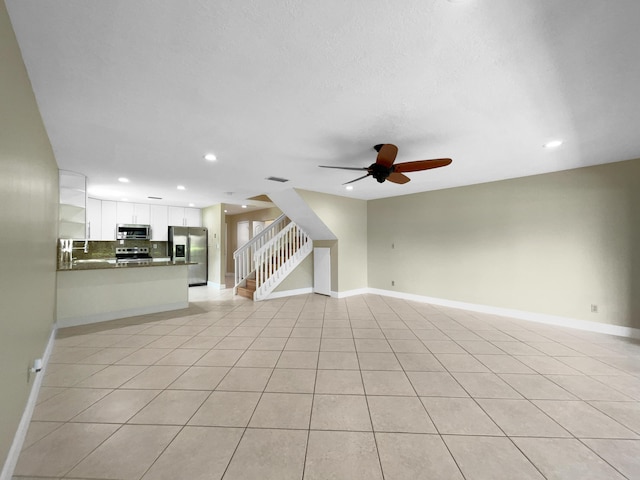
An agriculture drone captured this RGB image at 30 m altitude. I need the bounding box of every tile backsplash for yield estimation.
[59,240,169,261]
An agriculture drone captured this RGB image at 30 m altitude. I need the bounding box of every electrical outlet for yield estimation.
[391,280,395,286]
[392,243,395,249]
[591,304,598,313]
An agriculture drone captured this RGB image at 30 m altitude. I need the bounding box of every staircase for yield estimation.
[233,215,312,301]
[236,278,256,299]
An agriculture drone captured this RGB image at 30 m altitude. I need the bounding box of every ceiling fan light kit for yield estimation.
[320,144,452,185]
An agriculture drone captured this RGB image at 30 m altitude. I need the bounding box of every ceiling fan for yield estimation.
[319,144,452,184]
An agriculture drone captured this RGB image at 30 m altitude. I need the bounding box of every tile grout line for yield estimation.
[375,294,470,480]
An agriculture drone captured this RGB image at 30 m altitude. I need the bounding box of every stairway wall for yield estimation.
[296,189,367,293]
[225,207,282,273]
[272,254,313,293]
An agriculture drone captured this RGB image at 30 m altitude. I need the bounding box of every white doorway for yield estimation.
[313,247,331,296]
[237,221,249,248]
[253,221,265,236]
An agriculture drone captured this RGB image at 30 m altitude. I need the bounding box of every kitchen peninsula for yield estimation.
[57,259,189,328]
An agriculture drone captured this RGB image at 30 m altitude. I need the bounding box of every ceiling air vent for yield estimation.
[266,176,289,183]
[147,196,163,200]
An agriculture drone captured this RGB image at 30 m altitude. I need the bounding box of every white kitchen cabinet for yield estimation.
[87,197,102,240]
[168,206,185,226]
[150,205,169,241]
[101,200,117,240]
[116,202,150,225]
[86,199,198,240]
[134,203,150,224]
[168,206,202,227]
[185,207,202,226]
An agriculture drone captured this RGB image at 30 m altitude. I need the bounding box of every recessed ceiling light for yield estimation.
[224,209,228,213]
[204,153,217,161]
[188,203,195,207]
[543,140,563,149]
[118,177,129,183]
[121,198,128,201]
[345,185,354,191]
[177,185,186,190]
[241,205,247,209]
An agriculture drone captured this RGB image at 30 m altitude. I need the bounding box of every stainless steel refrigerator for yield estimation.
[168,226,208,286]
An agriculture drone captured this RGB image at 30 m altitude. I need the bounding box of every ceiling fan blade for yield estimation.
[393,158,452,173]
[343,173,371,185]
[387,172,411,184]
[375,144,398,168]
[319,165,369,171]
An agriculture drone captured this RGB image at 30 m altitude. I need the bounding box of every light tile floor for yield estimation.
[13,287,640,479]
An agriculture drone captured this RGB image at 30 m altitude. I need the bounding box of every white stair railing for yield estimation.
[233,214,288,292]
[253,222,312,300]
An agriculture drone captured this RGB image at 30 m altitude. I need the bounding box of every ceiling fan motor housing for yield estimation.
[369,162,391,183]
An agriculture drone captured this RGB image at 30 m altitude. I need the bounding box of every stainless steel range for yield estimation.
[115,246,152,265]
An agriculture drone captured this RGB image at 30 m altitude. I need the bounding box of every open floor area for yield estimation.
[13,287,640,479]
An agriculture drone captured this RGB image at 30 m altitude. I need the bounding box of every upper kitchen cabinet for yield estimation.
[185,207,202,226]
[86,197,102,239]
[168,206,202,227]
[87,198,117,240]
[116,202,150,225]
[86,199,200,240]
[59,170,86,239]
[101,201,117,240]
[150,205,169,241]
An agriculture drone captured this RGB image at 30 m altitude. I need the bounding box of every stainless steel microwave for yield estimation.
[116,224,151,240]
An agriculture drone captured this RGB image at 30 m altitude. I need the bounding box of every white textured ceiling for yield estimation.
[7,0,640,208]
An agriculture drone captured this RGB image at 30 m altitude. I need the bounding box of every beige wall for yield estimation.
[297,190,367,292]
[368,159,640,329]
[0,1,59,467]
[202,204,225,286]
[225,206,282,273]
[272,254,314,293]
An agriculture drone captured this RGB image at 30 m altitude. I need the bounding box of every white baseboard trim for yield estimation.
[56,301,189,329]
[1,326,57,480]
[206,281,226,290]
[266,287,313,300]
[367,288,640,339]
[331,288,369,299]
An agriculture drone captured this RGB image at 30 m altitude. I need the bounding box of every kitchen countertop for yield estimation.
[58,259,191,271]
